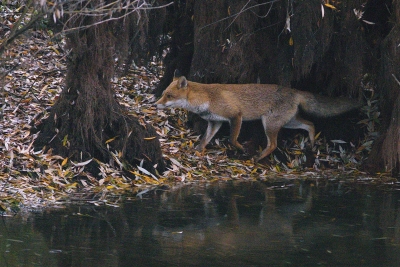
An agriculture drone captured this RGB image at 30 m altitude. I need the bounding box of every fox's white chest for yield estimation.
[184,101,229,121]
[198,112,229,121]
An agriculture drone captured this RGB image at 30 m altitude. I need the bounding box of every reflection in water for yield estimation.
[1,180,400,266]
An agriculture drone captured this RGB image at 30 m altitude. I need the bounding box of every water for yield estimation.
[1,179,400,267]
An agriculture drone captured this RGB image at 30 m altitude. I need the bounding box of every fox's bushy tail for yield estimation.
[299,91,362,117]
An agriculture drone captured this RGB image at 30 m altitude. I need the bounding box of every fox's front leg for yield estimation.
[195,121,223,151]
[229,115,244,151]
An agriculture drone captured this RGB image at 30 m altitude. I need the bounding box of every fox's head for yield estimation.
[156,70,189,109]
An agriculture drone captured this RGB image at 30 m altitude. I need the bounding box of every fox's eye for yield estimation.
[166,93,172,99]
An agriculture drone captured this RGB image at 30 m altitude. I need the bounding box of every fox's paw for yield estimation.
[253,152,270,163]
[242,146,251,156]
[231,142,244,152]
[195,144,205,152]
[253,155,261,163]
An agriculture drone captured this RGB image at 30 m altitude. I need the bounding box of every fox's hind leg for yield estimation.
[283,115,315,146]
[229,115,244,151]
[254,115,279,162]
[254,131,279,162]
[196,121,223,151]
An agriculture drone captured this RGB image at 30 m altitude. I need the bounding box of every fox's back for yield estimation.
[192,83,301,121]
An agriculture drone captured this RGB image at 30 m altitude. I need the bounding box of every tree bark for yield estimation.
[154,0,195,97]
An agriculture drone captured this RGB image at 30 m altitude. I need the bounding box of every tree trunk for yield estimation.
[364,0,400,176]
[154,0,195,97]
[33,8,165,176]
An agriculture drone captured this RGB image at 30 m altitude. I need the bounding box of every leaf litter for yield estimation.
[0,19,396,214]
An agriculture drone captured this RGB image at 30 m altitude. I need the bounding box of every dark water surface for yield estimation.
[2,180,400,267]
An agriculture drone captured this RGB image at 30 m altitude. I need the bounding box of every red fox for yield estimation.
[156,70,361,162]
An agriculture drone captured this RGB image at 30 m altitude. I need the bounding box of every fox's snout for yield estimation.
[155,98,165,108]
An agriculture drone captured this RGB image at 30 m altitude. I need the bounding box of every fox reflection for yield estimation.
[157,181,312,258]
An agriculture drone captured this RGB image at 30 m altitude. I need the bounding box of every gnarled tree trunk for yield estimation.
[33,3,165,176]
[364,0,400,176]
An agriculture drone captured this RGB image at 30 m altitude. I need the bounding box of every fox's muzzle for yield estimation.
[155,99,166,109]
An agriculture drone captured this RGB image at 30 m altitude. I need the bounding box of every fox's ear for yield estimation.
[174,69,182,78]
[177,76,188,89]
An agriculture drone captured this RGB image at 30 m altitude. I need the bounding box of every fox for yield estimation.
[156,70,361,162]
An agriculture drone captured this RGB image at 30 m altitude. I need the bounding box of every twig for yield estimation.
[199,0,281,31]
[59,1,173,34]
[225,0,252,30]
[392,74,400,87]
[0,1,44,56]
